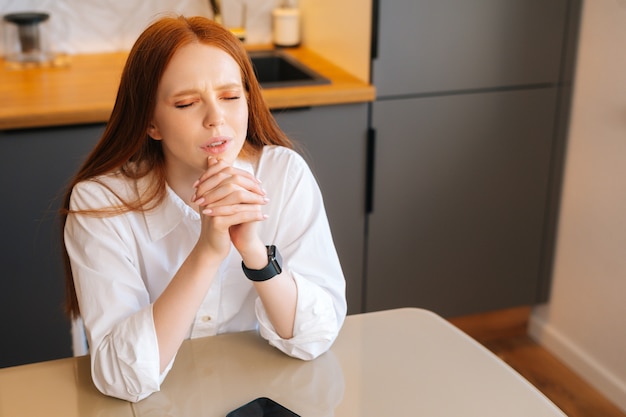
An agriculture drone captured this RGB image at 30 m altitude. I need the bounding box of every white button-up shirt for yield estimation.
[64,146,347,402]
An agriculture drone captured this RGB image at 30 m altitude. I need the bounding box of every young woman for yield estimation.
[61,15,346,402]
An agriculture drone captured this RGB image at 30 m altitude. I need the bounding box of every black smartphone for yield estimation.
[226,397,300,417]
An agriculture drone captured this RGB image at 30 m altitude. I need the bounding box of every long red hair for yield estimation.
[61,15,292,318]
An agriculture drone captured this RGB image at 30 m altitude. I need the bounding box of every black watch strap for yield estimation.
[242,245,282,281]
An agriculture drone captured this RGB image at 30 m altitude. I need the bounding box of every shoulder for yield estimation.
[258,145,310,174]
[69,171,140,210]
[257,145,321,193]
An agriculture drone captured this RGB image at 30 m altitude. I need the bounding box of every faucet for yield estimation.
[208,0,247,41]
[209,0,222,24]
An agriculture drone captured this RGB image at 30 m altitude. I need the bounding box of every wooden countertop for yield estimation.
[0,47,375,130]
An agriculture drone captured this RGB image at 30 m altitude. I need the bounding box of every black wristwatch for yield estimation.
[242,245,283,281]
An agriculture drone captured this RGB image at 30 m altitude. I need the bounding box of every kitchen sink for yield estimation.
[248,50,330,88]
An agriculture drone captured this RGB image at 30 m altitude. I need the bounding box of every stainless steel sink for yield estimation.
[248,50,330,88]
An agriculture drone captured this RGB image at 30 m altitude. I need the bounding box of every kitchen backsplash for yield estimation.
[0,0,280,56]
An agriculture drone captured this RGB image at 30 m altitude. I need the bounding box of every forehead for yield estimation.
[159,43,243,91]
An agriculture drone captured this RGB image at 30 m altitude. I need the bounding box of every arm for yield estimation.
[65,180,164,401]
[193,152,347,349]
[194,157,297,339]
[250,148,347,359]
[65,169,268,401]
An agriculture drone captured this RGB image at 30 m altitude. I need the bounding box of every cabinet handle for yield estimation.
[366,127,376,214]
[370,0,380,60]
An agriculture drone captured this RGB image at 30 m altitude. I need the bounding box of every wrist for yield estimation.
[240,242,269,270]
[190,243,226,270]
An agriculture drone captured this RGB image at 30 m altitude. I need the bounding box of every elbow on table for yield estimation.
[91,349,162,403]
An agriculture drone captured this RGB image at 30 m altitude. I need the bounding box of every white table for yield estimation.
[0,308,567,416]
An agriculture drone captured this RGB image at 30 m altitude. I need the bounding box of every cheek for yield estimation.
[152,108,177,135]
[241,101,249,122]
[237,104,249,134]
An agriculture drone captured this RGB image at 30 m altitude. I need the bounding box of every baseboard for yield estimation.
[528,313,626,414]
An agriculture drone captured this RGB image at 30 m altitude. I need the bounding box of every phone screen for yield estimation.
[226,397,300,417]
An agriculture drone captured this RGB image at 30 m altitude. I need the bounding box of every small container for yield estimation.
[3,12,56,67]
[272,7,301,47]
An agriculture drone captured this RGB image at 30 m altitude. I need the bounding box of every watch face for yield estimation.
[268,245,282,274]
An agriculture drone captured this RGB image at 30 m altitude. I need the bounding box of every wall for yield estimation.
[0,0,372,83]
[0,0,281,55]
[529,0,626,413]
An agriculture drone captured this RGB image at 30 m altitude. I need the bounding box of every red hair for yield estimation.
[61,15,292,318]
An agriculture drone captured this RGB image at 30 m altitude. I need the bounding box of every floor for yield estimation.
[448,306,626,417]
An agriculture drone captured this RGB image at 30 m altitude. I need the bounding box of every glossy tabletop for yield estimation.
[0,308,567,416]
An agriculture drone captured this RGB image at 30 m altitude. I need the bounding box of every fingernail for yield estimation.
[192,179,199,188]
[202,208,212,215]
[263,197,270,203]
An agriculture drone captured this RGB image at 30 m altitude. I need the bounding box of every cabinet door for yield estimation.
[373,0,568,96]
[274,104,368,314]
[366,89,557,316]
[0,124,103,367]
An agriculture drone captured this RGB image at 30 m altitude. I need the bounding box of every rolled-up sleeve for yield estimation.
[91,305,172,402]
[256,272,339,360]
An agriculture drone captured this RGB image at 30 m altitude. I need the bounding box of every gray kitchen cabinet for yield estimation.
[274,104,368,314]
[366,89,557,316]
[373,0,568,96]
[0,124,104,368]
[0,103,368,368]
[366,0,582,316]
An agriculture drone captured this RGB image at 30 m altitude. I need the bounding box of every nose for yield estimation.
[203,100,225,128]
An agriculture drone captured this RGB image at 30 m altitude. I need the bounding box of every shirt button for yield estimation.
[201,315,212,322]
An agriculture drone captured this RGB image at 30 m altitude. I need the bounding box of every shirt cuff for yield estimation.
[91,304,166,402]
[256,273,339,360]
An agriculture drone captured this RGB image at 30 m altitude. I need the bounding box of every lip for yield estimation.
[200,136,231,156]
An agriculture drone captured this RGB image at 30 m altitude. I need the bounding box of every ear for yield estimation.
[147,122,162,140]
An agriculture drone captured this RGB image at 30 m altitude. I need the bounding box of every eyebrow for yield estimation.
[170,83,244,98]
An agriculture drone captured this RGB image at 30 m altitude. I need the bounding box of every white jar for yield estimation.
[272,7,301,47]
